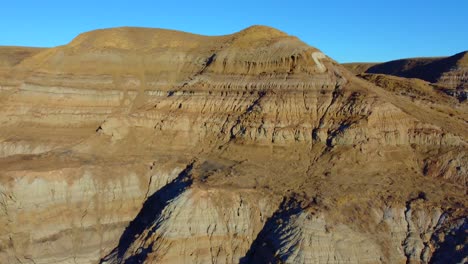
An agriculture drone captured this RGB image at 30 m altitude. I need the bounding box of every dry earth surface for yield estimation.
[0,26,466,264]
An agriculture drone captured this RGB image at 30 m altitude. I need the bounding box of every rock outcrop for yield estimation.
[0,26,466,263]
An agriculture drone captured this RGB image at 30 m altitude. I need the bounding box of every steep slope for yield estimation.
[0,26,466,264]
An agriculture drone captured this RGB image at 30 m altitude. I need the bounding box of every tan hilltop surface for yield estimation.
[0,26,467,264]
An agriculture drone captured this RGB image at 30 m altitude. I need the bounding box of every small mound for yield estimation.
[234,25,288,39]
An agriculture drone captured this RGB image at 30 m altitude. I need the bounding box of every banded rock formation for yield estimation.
[0,26,466,264]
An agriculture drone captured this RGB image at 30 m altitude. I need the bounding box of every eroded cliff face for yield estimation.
[0,26,466,264]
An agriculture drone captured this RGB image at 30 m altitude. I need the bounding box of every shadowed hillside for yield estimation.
[343,51,468,90]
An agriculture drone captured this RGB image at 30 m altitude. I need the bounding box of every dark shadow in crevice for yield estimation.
[240,196,303,264]
[429,218,467,264]
[100,162,194,264]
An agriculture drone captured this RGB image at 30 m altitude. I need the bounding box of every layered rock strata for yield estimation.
[0,26,466,263]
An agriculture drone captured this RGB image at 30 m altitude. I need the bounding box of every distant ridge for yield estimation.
[344,51,468,89]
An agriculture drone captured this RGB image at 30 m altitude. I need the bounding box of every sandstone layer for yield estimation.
[0,26,466,264]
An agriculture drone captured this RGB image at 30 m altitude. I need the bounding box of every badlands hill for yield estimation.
[343,51,468,96]
[0,26,466,264]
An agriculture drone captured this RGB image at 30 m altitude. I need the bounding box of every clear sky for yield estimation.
[1,0,467,63]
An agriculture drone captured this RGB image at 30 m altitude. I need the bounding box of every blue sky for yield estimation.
[1,0,467,62]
